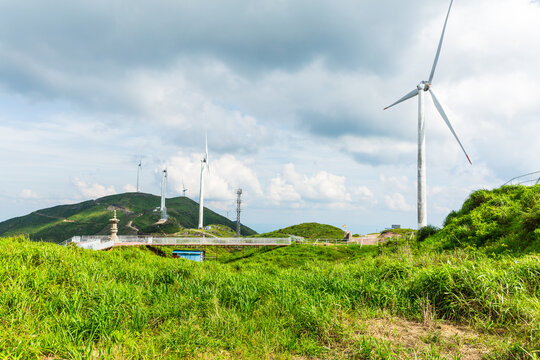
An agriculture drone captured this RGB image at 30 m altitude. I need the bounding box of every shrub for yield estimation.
[443,210,458,227]
[416,225,440,242]
[428,185,540,253]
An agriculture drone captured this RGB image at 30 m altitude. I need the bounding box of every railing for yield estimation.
[62,235,292,250]
[503,171,540,186]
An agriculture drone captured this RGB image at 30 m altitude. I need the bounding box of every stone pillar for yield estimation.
[109,210,120,241]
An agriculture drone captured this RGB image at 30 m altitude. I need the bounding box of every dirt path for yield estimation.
[126,220,139,232]
[35,212,75,223]
[351,234,381,245]
[349,231,405,246]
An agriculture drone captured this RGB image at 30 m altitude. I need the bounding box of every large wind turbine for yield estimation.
[384,0,471,229]
[198,134,209,229]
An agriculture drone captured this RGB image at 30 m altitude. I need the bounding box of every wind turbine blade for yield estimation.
[429,0,454,84]
[428,88,472,165]
[384,88,419,110]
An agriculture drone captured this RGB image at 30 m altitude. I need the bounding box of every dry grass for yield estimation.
[358,317,490,359]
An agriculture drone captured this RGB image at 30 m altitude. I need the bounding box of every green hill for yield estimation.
[0,192,256,242]
[254,222,345,239]
[425,185,540,253]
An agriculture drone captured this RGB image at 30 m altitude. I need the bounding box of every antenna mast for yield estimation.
[236,188,242,237]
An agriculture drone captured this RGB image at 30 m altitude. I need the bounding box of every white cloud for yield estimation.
[19,189,39,199]
[123,184,137,193]
[351,186,377,205]
[340,136,416,165]
[268,175,302,204]
[380,174,410,191]
[165,152,263,206]
[124,66,273,153]
[73,178,116,199]
[385,193,415,212]
[267,164,374,208]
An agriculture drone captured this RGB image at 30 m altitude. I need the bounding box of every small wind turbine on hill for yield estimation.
[136,160,142,192]
[384,0,471,229]
[160,168,168,220]
[182,180,188,197]
[198,134,209,229]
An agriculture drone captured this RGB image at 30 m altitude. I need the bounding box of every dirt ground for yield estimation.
[349,231,400,246]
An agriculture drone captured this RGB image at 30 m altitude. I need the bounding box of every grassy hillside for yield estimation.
[0,236,537,359]
[0,193,256,242]
[425,185,540,253]
[254,222,345,239]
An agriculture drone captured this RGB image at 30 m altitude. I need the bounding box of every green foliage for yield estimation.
[443,210,458,227]
[254,222,345,239]
[0,193,256,242]
[416,225,440,242]
[0,236,536,358]
[426,185,540,253]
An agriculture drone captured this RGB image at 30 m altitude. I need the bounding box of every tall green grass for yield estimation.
[428,185,540,254]
[0,236,538,359]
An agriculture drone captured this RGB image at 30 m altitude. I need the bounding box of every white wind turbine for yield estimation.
[136,160,142,192]
[182,180,188,197]
[160,168,168,220]
[198,134,209,229]
[384,0,471,229]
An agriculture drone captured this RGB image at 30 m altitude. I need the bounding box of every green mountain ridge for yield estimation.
[0,192,256,242]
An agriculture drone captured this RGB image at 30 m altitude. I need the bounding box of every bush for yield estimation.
[427,185,540,253]
[417,225,440,242]
[443,210,458,227]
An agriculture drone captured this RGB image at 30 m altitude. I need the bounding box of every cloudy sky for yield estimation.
[1,0,539,234]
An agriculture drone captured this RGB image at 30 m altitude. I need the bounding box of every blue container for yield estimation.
[172,250,205,262]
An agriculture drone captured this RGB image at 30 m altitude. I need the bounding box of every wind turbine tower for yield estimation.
[236,188,242,237]
[198,134,209,229]
[160,169,168,220]
[384,0,471,229]
[136,161,142,192]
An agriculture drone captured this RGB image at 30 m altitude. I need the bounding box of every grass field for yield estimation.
[1,235,538,359]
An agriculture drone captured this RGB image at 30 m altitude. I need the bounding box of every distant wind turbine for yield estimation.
[182,180,188,197]
[160,168,168,220]
[136,160,142,192]
[198,133,209,229]
[384,0,471,229]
